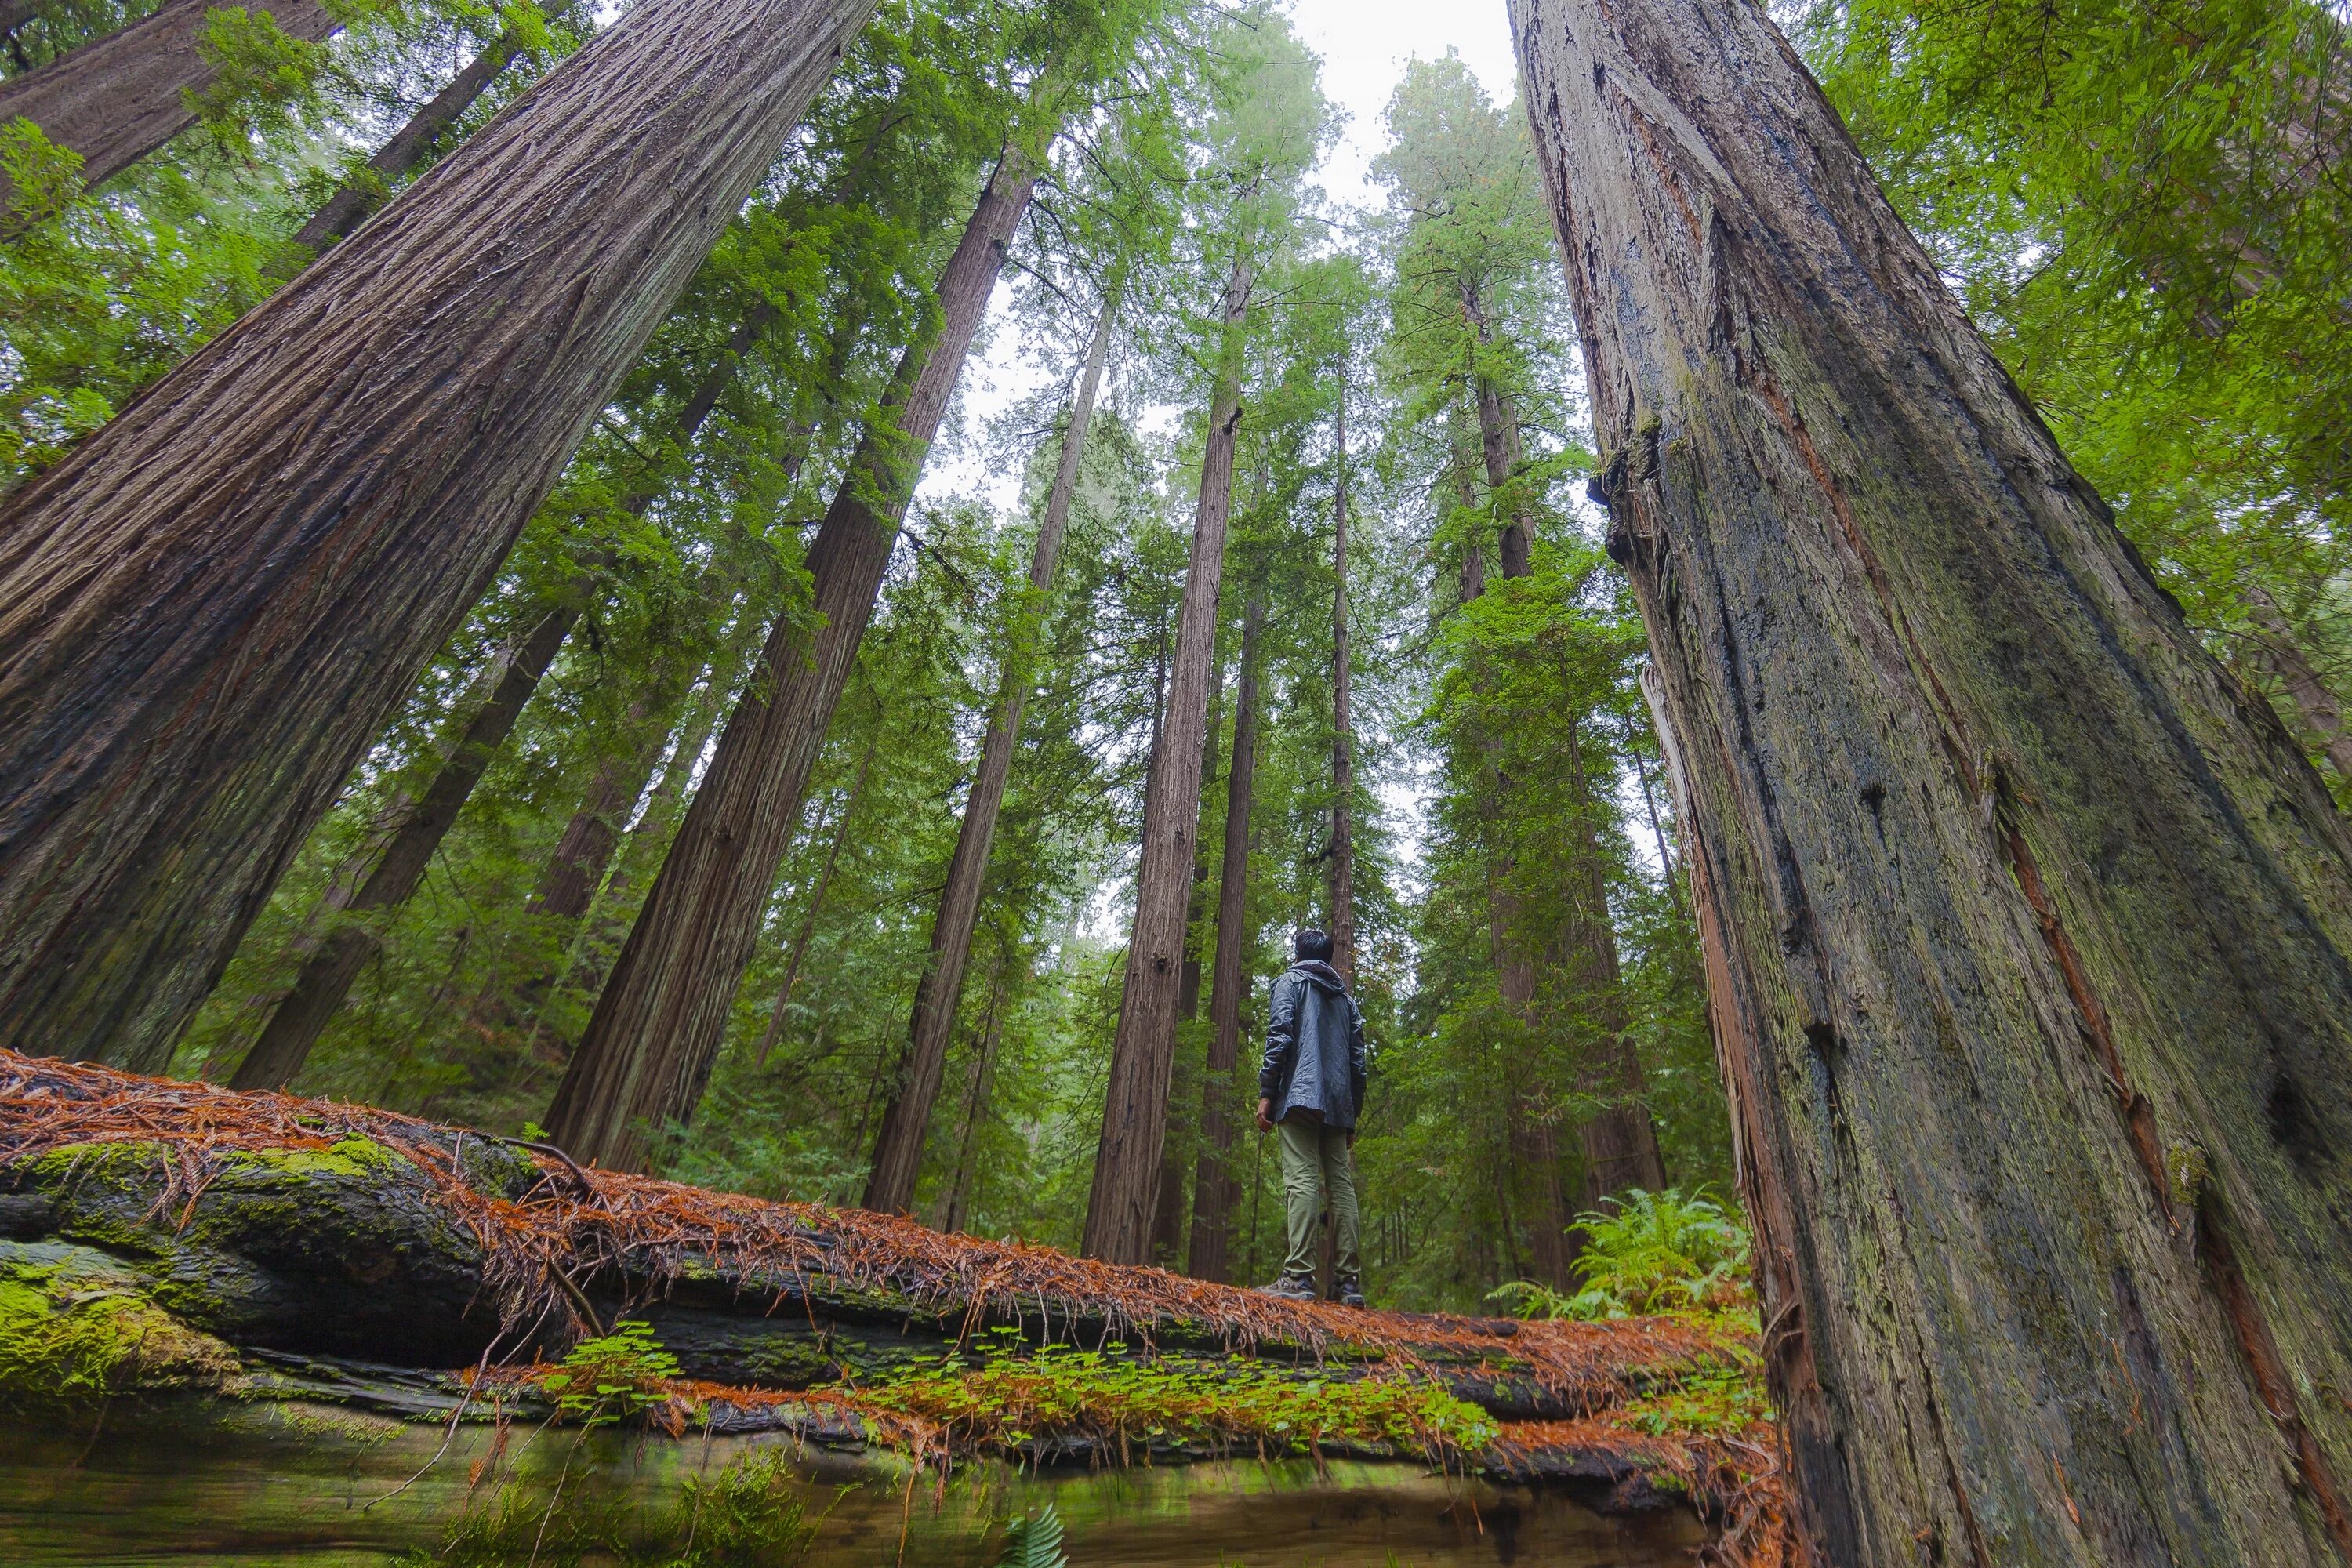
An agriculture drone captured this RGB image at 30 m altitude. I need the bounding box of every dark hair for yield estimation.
[1294,928,1334,962]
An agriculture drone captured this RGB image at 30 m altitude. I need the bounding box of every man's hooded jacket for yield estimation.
[1259,960,1369,1130]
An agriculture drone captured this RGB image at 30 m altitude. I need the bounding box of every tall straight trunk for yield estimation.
[750,727,878,1069]
[0,0,337,205]
[1462,280,1534,579]
[1148,623,1227,1266]
[227,600,579,1090]
[222,297,779,1089]
[860,295,1112,1213]
[936,949,1007,1233]
[1514,0,2352,1559]
[1451,402,1486,604]
[1562,713,1666,1208]
[0,0,877,1073]
[1081,250,1254,1264]
[546,148,1041,1171]
[1185,586,1264,1284]
[291,1,576,255]
[1329,379,1356,982]
[2246,584,2352,786]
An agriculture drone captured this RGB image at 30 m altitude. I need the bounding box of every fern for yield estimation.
[996,1505,1069,1568]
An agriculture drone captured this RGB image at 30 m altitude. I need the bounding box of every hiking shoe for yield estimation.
[1330,1276,1367,1308]
[1260,1273,1316,1300]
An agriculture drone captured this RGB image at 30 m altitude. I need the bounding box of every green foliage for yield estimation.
[996,1505,1069,1568]
[541,1320,682,1426]
[845,1327,1497,1461]
[1617,1356,1772,1441]
[1489,1189,1753,1322]
[412,1451,813,1568]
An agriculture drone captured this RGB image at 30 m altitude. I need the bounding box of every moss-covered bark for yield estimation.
[1510,0,2352,1560]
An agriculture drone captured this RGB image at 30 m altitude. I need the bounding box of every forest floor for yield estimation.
[0,1052,1788,1565]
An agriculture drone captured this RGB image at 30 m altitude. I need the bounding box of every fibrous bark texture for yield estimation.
[0,0,878,1073]
[1512,0,2352,1559]
[2245,584,2352,787]
[862,295,1113,1214]
[228,600,579,1091]
[1080,254,1253,1265]
[546,150,1040,1171]
[1185,587,1263,1284]
[0,0,335,202]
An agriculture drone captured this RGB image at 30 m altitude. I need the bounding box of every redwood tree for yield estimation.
[1081,250,1253,1263]
[0,0,878,1071]
[544,147,1043,1171]
[0,0,339,202]
[1513,0,2352,1559]
[862,293,1114,1213]
[1184,583,1264,1283]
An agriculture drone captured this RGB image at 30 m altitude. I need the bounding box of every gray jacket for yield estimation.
[1259,960,1368,1130]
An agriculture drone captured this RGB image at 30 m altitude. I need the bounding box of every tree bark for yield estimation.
[861,294,1112,1214]
[1080,252,1253,1265]
[1462,280,1534,580]
[290,1,576,256]
[0,0,336,205]
[935,951,1006,1235]
[0,0,878,1073]
[750,725,878,1069]
[2245,584,2352,787]
[1329,377,1356,982]
[225,601,579,1090]
[546,148,1040,1171]
[1513,0,2352,1559]
[1185,586,1263,1285]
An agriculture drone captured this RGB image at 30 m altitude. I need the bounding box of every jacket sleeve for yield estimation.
[1260,974,1298,1102]
[1349,997,1368,1115]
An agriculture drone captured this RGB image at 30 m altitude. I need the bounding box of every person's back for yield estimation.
[1256,927,1368,1305]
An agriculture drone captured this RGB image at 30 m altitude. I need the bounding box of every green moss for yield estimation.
[212,1136,406,1181]
[0,1240,237,1408]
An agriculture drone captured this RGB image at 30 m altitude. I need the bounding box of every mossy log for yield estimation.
[0,1052,1776,1548]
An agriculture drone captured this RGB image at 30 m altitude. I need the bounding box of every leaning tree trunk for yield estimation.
[861,294,1113,1214]
[1328,378,1356,983]
[2245,583,2352,787]
[224,294,784,1090]
[0,0,877,1073]
[1080,251,1254,1265]
[1512,0,2352,1560]
[291,0,578,255]
[227,599,579,1090]
[546,148,1042,1171]
[0,0,337,206]
[1185,586,1263,1285]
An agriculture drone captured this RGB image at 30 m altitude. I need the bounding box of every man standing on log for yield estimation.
[1255,928,1369,1306]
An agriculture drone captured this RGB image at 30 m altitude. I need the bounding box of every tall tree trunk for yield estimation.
[751,725,879,1069]
[1329,376,1356,982]
[223,294,782,1089]
[1513,0,2352,1560]
[861,294,1112,1213]
[1081,250,1254,1264]
[0,0,337,205]
[0,0,877,1073]
[2245,584,2352,786]
[546,148,1041,1171]
[291,1,577,255]
[227,599,579,1089]
[1562,713,1666,1209]
[1185,586,1264,1284]
[1462,280,1534,579]
[936,950,1007,1234]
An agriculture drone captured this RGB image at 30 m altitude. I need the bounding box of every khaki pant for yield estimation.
[1277,1116,1359,1284]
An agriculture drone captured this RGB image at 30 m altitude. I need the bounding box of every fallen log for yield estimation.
[0,1051,1788,1560]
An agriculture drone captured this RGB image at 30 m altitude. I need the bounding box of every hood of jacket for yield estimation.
[1288,960,1348,994]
